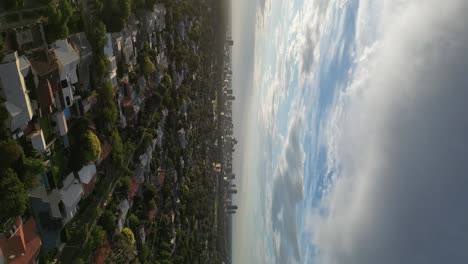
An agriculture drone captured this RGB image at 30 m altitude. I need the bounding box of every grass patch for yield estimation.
[39,116,52,142]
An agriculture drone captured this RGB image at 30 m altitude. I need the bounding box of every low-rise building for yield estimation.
[0,217,42,264]
[29,129,47,153]
[70,32,93,92]
[117,199,130,232]
[78,164,97,198]
[0,52,34,133]
[54,39,80,108]
[59,173,83,224]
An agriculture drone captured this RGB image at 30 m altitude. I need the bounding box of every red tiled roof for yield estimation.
[38,78,55,115]
[0,218,42,264]
[99,139,112,163]
[94,241,111,264]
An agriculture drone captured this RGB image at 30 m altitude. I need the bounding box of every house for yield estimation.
[29,50,60,115]
[111,31,136,67]
[29,129,47,153]
[78,164,97,198]
[0,52,34,133]
[53,111,68,136]
[14,24,45,51]
[119,80,143,128]
[59,173,83,224]
[53,39,80,108]
[37,78,55,115]
[69,32,93,91]
[28,186,63,251]
[178,128,187,149]
[117,199,130,232]
[139,4,166,45]
[104,33,118,87]
[73,91,98,118]
[29,173,82,252]
[0,217,42,264]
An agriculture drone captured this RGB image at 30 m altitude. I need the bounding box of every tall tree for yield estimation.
[81,130,102,163]
[110,129,124,167]
[0,169,27,221]
[0,140,23,169]
[142,56,156,75]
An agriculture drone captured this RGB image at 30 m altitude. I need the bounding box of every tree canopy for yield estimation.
[98,82,118,130]
[121,227,135,246]
[102,0,132,32]
[45,0,73,42]
[110,129,124,167]
[81,130,102,163]
[0,169,27,221]
[101,210,116,234]
[0,140,23,169]
[142,56,156,75]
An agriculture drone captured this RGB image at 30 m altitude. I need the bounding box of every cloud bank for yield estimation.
[315,0,468,263]
[271,111,305,263]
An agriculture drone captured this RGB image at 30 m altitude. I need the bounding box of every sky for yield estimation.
[232,0,468,263]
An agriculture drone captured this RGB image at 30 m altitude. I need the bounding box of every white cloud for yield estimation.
[314,0,468,263]
[270,108,305,263]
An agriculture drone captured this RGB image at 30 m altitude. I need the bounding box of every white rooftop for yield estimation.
[55,111,68,136]
[54,39,80,83]
[78,164,97,184]
[0,52,33,132]
[60,173,83,208]
[30,129,47,153]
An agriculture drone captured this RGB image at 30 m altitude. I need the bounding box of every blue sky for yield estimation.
[232,0,468,263]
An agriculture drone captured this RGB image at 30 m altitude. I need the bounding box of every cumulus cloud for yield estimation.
[315,0,468,263]
[271,111,305,263]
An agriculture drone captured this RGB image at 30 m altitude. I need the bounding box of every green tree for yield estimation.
[0,140,23,169]
[117,176,131,197]
[143,183,156,203]
[95,56,109,83]
[22,157,46,190]
[92,226,106,248]
[110,129,124,166]
[81,130,102,163]
[45,0,73,42]
[128,214,140,230]
[163,74,173,89]
[122,227,135,246]
[0,169,27,221]
[87,20,107,54]
[102,0,132,32]
[142,56,155,75]
[98,82,118,130]
[101,210,116,234]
